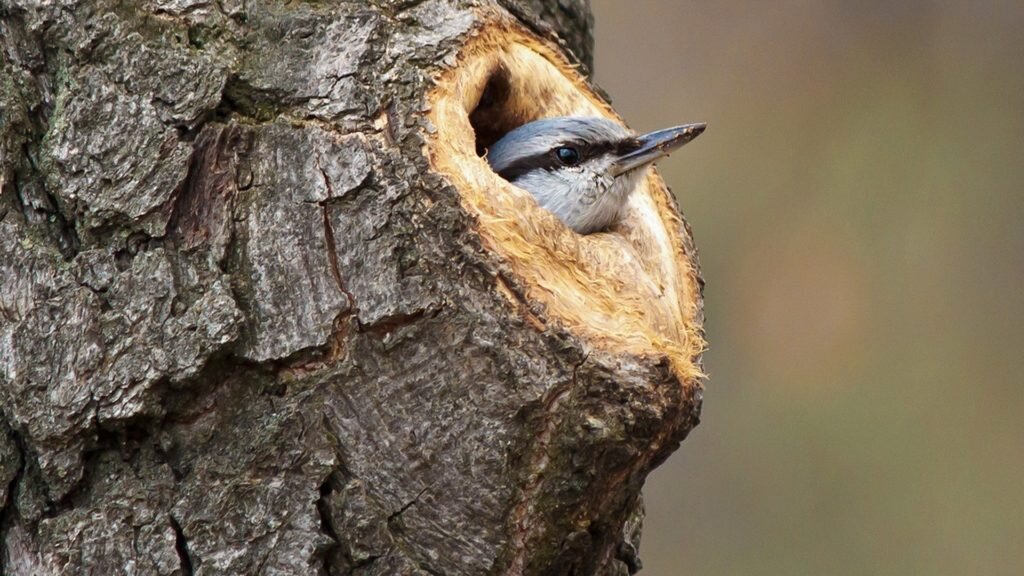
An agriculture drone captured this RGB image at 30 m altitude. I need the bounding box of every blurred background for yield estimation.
[590,1,1024,575]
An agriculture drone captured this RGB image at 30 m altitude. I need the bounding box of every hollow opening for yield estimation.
[464,46,601,164]
[426,32,705,385]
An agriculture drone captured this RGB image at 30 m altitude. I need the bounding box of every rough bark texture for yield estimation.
[0,1,702,575]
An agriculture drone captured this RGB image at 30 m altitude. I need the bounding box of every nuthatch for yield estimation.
[486,117,705,234]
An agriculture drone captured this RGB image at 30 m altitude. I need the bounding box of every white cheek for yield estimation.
[562,170,601,211]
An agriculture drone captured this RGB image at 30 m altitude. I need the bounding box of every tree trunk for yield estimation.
[0,1,704,574]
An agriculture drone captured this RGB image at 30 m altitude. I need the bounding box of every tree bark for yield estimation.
[0,1,703,575]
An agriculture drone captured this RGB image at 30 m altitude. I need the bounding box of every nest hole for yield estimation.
[426,31,705,385]
[465,49,595,163]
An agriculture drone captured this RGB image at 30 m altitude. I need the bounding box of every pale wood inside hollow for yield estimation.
[427,21,705,385]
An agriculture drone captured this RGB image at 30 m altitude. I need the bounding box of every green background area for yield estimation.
[591,2,1024,574]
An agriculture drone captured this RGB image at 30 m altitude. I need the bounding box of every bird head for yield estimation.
[485,117,704,234]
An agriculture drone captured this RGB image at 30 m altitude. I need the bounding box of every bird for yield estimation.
[485,117,705,234]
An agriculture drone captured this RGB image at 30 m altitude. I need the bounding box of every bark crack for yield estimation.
[0,425,27,540]
[359,309,430,336]
[316,476,341,562]
[168,514,194,576]
[386,485,429,527]
[316,162,356,311]
[321,204,351,305]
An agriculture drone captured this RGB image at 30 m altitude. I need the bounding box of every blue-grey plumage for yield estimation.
[485,117,704,234]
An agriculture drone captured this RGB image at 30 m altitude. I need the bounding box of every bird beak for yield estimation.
[608,123,706,177]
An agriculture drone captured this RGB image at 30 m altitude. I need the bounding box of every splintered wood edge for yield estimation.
[425,16,705,386]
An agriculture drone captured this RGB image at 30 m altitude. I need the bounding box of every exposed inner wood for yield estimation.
[427,21,705,385]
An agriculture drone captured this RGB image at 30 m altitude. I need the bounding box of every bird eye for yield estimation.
[555,146,581,166]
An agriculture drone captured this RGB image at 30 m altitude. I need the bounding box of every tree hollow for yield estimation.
[428,20,705,385]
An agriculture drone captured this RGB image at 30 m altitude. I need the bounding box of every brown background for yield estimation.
[591,1,1024,575]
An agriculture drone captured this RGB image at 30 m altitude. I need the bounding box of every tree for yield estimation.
[0,1,704,574]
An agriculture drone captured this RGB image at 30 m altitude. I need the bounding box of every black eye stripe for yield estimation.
[495,151,558,181]
[590,139,642,157]
[492,139,632,181]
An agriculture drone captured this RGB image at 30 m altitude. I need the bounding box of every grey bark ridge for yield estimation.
[0,1,701,575]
